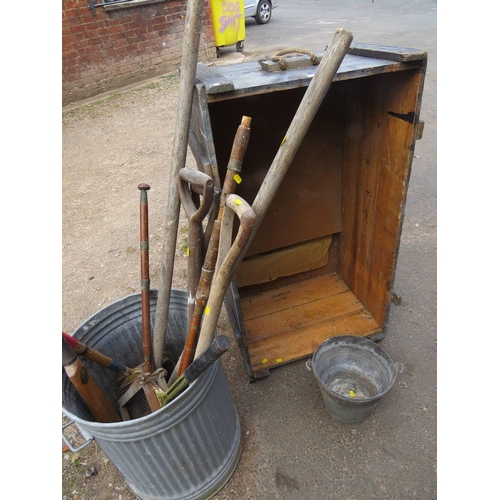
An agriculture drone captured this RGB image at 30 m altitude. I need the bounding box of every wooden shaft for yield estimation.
[153,0,206,371]
[139,183,153,374]
[178,168,214,326]
[247,29,352,250]
[171,117,252,379]
[62,332,133,375]
[175,219,221,378]
[195,195,256,357]
[62,337,120,423]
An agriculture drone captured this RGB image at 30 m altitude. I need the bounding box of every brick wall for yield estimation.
[62,0,216,104]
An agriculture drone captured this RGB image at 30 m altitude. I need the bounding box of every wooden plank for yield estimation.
[236,236,331,287]
[247,309,381,372]
[260,53,323,72]
[365,69,423,324]
[338,69,422,326]
[195,52,425,103]
[350,72,389,315]
[348,43,427,62]
[244,289,364,342]
[209,85,343,257]
[338,78,365,290]
[240,273,349,320]
[195,64,234,94]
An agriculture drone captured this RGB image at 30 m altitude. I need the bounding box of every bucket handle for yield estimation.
[395,362,405,374]
[62,419,94,452]
[305,359,313,371]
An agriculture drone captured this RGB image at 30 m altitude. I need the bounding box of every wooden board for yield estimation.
[239,274,382,373]
[209,85,343,257]
[196,52,424,102]
[338,69,424,326]
[236,236,332,287]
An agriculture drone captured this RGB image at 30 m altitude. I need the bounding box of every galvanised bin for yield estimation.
[62,289,242,500]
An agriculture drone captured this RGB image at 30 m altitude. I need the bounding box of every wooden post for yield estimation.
[153,0,206,371]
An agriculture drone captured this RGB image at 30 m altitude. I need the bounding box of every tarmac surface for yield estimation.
[61,1,438,499]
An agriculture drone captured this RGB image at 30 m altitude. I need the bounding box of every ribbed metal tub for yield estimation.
[309,335,402,423]
[62,289,242,500]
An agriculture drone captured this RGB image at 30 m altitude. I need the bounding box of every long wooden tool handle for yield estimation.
[152,0,206,371]
[62,337,120,423]
[139,183,153,374]
[162,335,230,405]
[173,217,221,379]
[173,117,252,379]
[62,332,133,375]
[178,168,215,326]
[247,28,352,249]
[184,335,230,383]
[194,195,256,357]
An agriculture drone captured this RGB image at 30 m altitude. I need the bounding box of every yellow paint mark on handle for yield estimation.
[234,198,242,205]
[262,358,268,364]
[205,306,210,316]
[186,247,190,256]
[281,136,287,147]
[234,173,242,184]
[276,358,283,363]
[349,390,356,397]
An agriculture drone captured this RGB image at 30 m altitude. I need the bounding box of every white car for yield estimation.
[244,0,278,25]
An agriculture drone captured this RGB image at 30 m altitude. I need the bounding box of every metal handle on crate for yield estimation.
[62,420,94,452]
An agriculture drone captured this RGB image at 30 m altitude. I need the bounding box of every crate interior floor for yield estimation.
[239,273,382,374]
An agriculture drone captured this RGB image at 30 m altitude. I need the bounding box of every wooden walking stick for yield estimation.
[153,0,206,372]
[194,28,353,358]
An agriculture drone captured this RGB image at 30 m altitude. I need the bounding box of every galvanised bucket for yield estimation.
[308,335,403,423]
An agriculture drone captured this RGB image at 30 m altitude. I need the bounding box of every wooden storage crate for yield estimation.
[189,43,427,379]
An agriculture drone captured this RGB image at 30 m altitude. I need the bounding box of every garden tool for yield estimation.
[157,335,230,407]
[193,194,256,358]
[169,117,252,382]
[62,331,139,385]
[62,336,121,423]
[178,167,215,326]
[152,0,206,372]
[118,184,169,420]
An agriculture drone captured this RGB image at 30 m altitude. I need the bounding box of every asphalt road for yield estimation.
[210,1,438,499]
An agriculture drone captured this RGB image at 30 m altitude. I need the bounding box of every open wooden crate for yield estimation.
[189,43,427,379]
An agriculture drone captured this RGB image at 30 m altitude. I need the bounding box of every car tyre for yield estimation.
[255,0,272,25]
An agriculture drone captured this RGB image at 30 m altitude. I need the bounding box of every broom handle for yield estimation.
[152,0,206,371]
